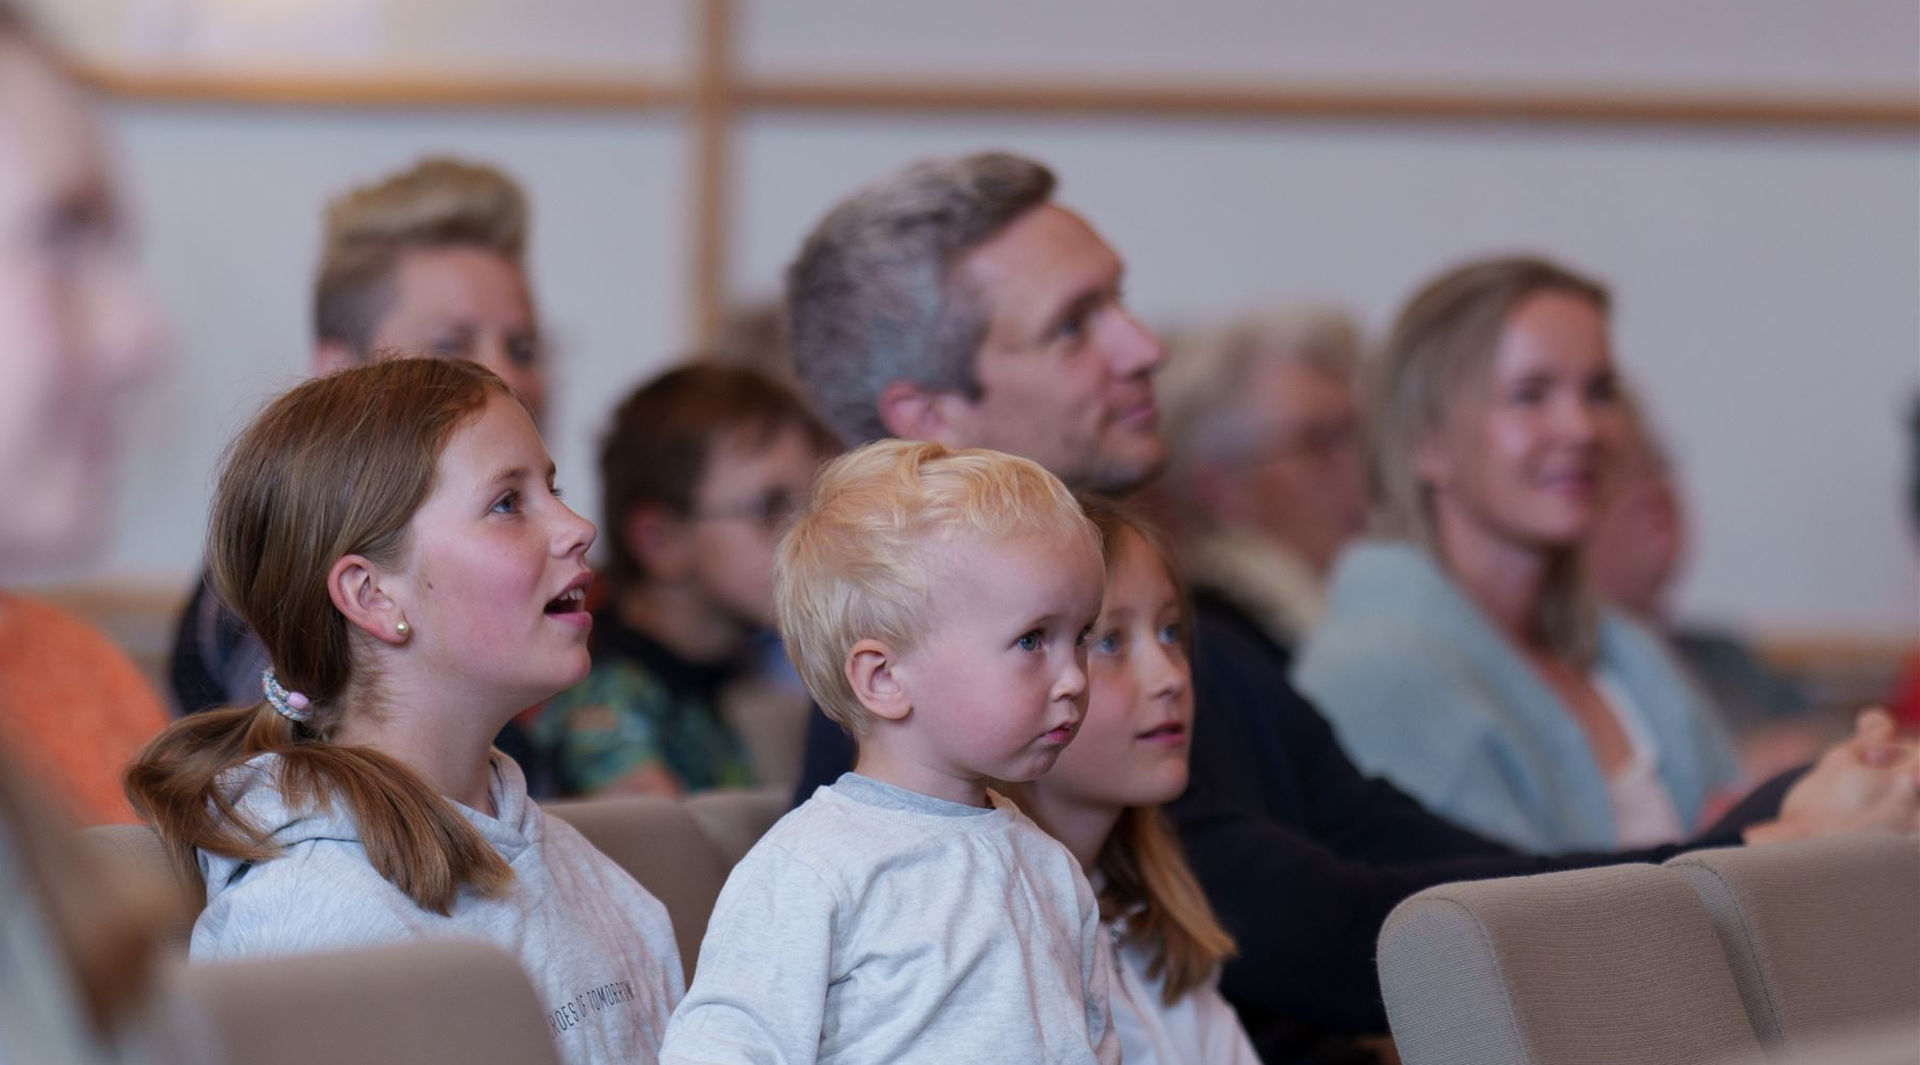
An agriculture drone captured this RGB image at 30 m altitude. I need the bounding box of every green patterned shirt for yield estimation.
[532,610,756,797]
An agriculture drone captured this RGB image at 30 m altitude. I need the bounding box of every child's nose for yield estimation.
[1146,643,1188,700]
[1054,658,1088,702]
[553,506,596,557]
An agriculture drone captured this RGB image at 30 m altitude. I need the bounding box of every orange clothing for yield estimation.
[0,594,170,825]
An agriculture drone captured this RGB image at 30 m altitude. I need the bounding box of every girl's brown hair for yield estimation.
[126,358,516,914]
[1371,254,1611,663]
[1077,494,1236,1004]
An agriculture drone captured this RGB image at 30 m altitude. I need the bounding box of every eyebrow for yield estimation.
[1013,611,1069,634]
[487,462,557,488]
[1035,286,1108,344]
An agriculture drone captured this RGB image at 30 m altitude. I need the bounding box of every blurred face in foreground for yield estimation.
[0,36,162,576]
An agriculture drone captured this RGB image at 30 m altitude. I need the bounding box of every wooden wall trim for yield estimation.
[688,0,736,345]
[79,68,1920,131]
[77,67,686,110]
[736,78,1920,131]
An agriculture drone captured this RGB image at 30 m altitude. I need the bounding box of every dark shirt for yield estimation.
[790,595,1795,1064]
[169,575,268,717]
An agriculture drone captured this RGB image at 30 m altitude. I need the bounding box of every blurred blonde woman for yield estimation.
[1294,255,1741,852]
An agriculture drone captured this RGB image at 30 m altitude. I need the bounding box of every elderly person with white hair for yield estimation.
[1157,303,1370,659]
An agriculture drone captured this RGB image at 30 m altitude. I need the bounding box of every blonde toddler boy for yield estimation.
[659,439,1120,1065]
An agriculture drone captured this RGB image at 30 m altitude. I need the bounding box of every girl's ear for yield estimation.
[845,638,911,722]
[328,554,412,646]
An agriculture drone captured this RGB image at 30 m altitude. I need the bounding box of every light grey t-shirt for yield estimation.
[660,773,1120,1065]
[190,752,684,1065]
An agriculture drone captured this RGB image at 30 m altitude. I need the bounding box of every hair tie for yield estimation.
[262,669,314,723]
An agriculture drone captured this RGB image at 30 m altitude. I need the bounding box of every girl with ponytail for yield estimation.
[126,358,681,1065]
[1011,498,1259,1065]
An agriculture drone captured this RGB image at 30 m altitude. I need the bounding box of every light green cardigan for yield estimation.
[1294,541,1741,853]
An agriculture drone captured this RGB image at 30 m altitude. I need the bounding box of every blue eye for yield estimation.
[1092,630,1122,655]
[1016,631,1043,652]
[1159,622,1184,647]
[508,336,542,367]
[491,491,519,515]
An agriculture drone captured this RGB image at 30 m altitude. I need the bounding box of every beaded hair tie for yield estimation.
[261,669,314,723]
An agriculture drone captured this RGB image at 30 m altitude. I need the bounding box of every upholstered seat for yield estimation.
[541,794,733,979]
[1667,836,1920,1051]
[79,821,197,953]
[683,787,788,867]
[174,938,562,1065]
[1378,862,1763,1065]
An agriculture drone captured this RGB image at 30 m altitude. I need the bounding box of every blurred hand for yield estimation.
[1743,708,1920,844]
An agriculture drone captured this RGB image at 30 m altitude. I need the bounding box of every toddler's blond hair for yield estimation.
[774,439,1099,736]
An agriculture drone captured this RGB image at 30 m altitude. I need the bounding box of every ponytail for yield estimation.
[125,702,510,916]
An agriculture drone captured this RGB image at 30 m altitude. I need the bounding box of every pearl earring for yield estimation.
[395,620,411,639]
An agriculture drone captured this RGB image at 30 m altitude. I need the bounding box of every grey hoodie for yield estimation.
[190,751,683,1065]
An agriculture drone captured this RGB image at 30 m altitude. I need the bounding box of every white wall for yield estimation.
[30,0,1919,640]
[98,106,687,590]
[731,115,1920,635]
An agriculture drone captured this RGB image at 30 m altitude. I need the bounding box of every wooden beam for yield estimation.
[737,77,1920,131]
[76,66,1917,132]
[77,66,683,111]
[688,0,736,346]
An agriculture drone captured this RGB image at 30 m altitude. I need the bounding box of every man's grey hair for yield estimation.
[785,152,1057,445]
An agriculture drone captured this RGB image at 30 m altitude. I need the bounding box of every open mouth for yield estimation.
[544,586,587,615]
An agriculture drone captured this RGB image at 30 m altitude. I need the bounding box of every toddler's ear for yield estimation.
[846,639,911,722]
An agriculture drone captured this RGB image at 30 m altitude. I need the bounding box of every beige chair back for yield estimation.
[683,787,788,867]
[173,938,561,1065]
[1378,863,1762,1065]
[86,789,792,976]
[1667,836,1920,1051]
[1711,1018,1920,1065]
[542,795,731,979]
[81,823,198,953]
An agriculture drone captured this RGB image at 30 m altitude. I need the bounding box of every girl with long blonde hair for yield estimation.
[1013,498,1258,1065]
